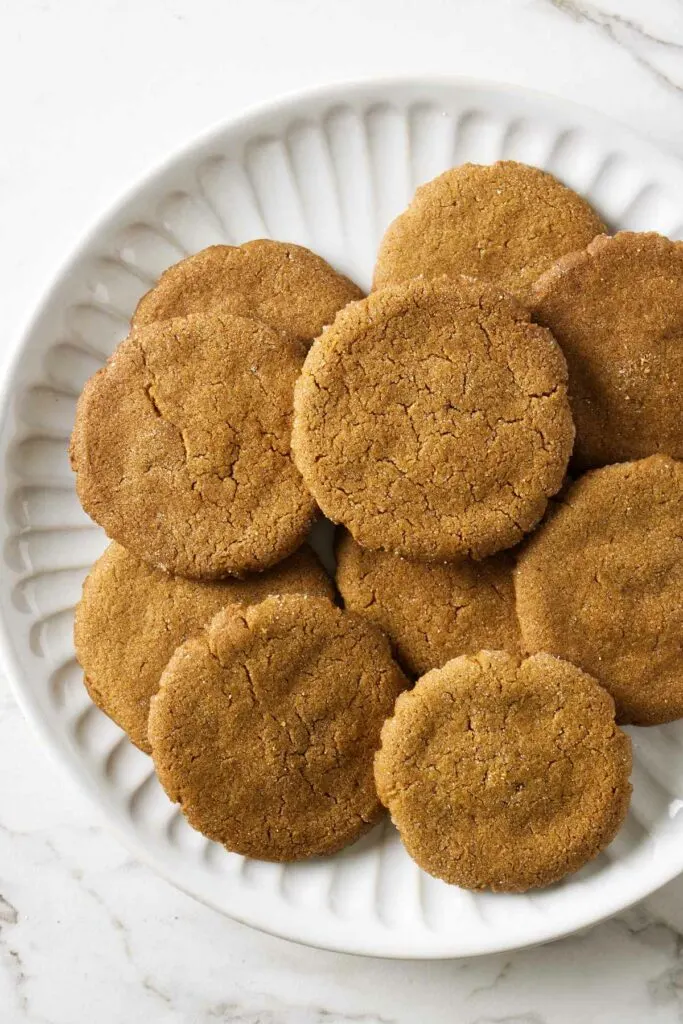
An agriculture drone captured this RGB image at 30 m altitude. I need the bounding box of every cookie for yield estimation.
[132,240,363,346]
[531,231,683,468]
[373,161,605,302]
[148,595,407,860]
[292,277,574,562]
[375,650,631,891]
[70,311,317,579]
[515,455,683,725]
[335,530,520,676]
[74,542,333,753]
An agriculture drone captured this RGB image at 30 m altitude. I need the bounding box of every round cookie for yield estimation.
[132,240,363,346]
[531,231,683,468]
[292,276,574,562]
[335,530,520,676]
[74,542,333,753]
[70,311,317,579]
[373,161,605,302]
[515,455,683,726]
[375,650,632,892]
[148,595,408,861]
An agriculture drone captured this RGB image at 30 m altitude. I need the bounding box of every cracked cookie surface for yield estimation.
[531,231,683,469]
[373,161,605,302]
[335,529,520,676]
[75,542,333,753]
[375,650,631,891]
[148,594,408,861]
[70,311,317,578]
[132,240,363,346]
[292,277,574,562]
[515,455,683,725]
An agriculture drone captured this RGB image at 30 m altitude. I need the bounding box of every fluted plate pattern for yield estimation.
[3,79,683,958]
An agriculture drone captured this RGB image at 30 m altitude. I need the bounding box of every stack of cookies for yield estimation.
[71,161,683,893]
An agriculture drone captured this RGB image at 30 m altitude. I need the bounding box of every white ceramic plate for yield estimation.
[3,77,683,959]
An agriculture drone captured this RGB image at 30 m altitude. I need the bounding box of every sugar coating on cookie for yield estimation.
[375,650,631,892]
[70,312,317,579]
[148,595,407,861]
[532,231,683,468]
[74,542,333,753]
[515,455,683,725]
[132,240,363,346]
[292,277,574,562]
[335,530,520,676]
[373,161,605,301]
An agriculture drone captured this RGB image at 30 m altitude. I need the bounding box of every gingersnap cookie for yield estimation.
[336,530,520,676]
[515,455,683,726]
[70,311,317,579]
[531,231,683,468]
[148,595,407,860]
[375,650,631,892]
[74,542,333,753]
[373,161,605,302]
[132,240,363,346]
[292,277,574,562]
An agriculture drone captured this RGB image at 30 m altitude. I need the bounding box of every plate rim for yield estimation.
[2,73,683,958]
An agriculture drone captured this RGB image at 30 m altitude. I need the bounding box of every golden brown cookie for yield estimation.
[292,277,574,562]
[132,240,363,346]
[373,161,605,302]
[335,530,520,676]
[375,650,631,892]
[74,542,333,753]
[70,311,316,579]
[148,595,407,860]
[531,231,683,469]
[515,455,683,726]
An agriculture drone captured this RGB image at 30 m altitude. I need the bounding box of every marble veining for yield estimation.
[546,0,683,93]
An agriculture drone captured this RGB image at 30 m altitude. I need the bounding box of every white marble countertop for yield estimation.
[3,1,683,1020]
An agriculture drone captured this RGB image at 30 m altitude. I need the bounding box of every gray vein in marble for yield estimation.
[0,821,138,1023]
[545,0,683,92]
[636,914,683,1016]
[315,1013,395,1023]
[649,961,683,1015]
[467,1014,547,1024]
[2,936,52,1024]
[203,1006,395,1024]
[0,893,18,925]
[603,907,683,953]
[141,975,173,1007]
[467,961,514,998]
[550,0,683,48]
[40,834,135,964]
[6,949,28,1014]
[0,890,25,1017]
[577,909,683,1019]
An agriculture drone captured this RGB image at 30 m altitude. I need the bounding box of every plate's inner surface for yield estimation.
[4,87,683,956]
